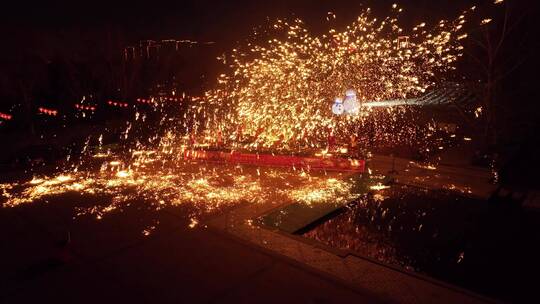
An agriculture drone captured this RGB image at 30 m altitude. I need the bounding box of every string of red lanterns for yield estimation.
[0,112,12,120]
[107,100,129,108]
[38,107,58,116]
[75,104,97,111]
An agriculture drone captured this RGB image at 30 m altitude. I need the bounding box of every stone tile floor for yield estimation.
[0,200,377,303]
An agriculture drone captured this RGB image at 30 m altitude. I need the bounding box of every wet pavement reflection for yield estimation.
[303,184,540,303]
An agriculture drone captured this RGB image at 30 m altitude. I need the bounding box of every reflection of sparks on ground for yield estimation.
[287,178,358,206]
[444,184,473,195]
[1,150,359,226]
[305,191,404,269]
[409,161,437,170]
[142,223,158,236]
[370,183,391,191]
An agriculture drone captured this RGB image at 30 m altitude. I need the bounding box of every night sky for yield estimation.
[1,1,478,48]
[1,0,538,119]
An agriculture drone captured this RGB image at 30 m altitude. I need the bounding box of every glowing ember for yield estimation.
[370,183,391,191]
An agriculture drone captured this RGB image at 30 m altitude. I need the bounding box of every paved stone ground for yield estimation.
[0,157,499,304]
[0,199,379,304]
[369,154,497,199]
[207,201,496,304]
